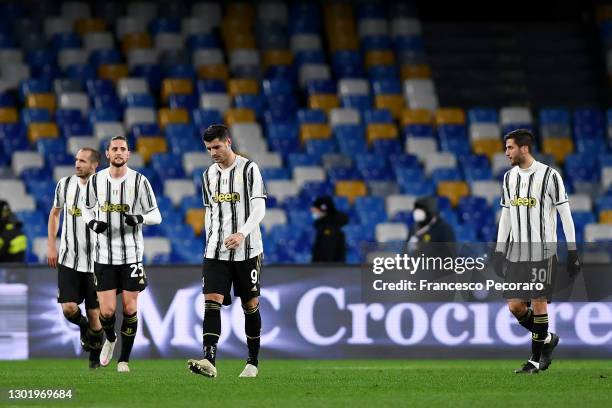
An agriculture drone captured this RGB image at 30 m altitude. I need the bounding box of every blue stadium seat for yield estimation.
[372,79,402,95]
[362,35,392,51]
[0,92,15,107]
[363,109,393,124]
[123,93,156,108]
[287,153,319,169]
[36,138,65,157]
[431,168,462,183]
[468,107,498,124]
[297,108,326,124]
[299,181,334,201]
[132,64,163,91]
[262,78,294,97]
[89,107,121,123]
[355,153,388,171]
[187,33,220,50]
[86,79,115,97]
[165,64,196,80]
[234,94,266,118]
[327,167,360,182]
[196,79,226,95]
[65,64,97,84]
[341,95,372,112]
[336,125,368,155]
[20,108,51,124]
[151,153,185,180]
[355,196,387,227]
[90,49,122,68]
[52,32,81,49]
[266,95,297,114]
[149,17,180,34]
[372,139,402,155]
[305,139,337,158]
[192,109,223,130]
[295,49,326,66]
[261,168,291,180]
[132,123,161,138]
[56,109,83,126]
[394,35,425,52]
[25,50,57,68]
[539,108,570,125]
[368,65,399,81]
[404,124,434,138]
[400,179,435,196]
[19,79,51,101]
[305,79,337,95]
[168,94,198,110]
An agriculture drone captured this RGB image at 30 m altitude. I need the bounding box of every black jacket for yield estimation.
[312,212,349,263]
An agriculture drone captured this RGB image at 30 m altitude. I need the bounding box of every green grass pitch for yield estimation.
[1,359,610,407]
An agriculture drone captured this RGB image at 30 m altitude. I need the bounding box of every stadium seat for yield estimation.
[385,194,416,219]
[309,94,340,113]
[300,123,331,143]
[125,107,156,129]
[164,179,196,206]
[98,64,129,84]
[94,122,126,141]
[137,137,167,163]
[401,108,432,126]
[0,108,18,123]
[469,123,501,141]
[600,210,612,224]
[424,152,457,175]
[293,166,326,188]
[335,180,367,204]
[158,108,189,129]
[185,208,206,235]
[366,123,398,144]
[25,93,56,112]
[228,78,259,96]
[400,64,431,80]
[405,137,437,161]
[330,108,361,127]
[435,108,466,125]
[266,180,299,203]
[500,107,532,126]
[374,95,404,120]
[584,223,612,242]
[12,151,44,175]
[472,139,503,161]
[375,222,408,242]
[183,152,213,174]
[224,108,256,126]
[437,181,469,207]
[28,122,59,143]
[542,138,574,164]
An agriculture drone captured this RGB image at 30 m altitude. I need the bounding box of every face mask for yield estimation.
[312,212,323,220]
[413,208,427,223]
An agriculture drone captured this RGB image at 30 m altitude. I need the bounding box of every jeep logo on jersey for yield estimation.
[101,202,131,212]
[68,206,82,217]
[212,192,241,203]
[510,197,537,207]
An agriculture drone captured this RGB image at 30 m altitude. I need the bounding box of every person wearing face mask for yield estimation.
[311,196,349,263]
[407,196,456,246]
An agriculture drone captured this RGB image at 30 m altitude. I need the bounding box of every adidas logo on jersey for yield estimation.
[100,202,131,213]
[212,191,241,203]
[510,197,537,207]
[68,206,82,216]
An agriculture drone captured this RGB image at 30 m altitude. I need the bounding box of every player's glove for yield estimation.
[490,251,506,279]
[567,250,581,278]
[87,220,108,233]
[123,213,144,227]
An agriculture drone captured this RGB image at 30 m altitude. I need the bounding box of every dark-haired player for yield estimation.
[83,136,162,372]
[187,124,266,378]
[492,129,581,374]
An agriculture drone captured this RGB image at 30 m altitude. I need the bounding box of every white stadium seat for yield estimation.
[248,152,282,169]
[200,93,230,113]
[500,107,532,125]
[127,49,159,70]
[424,152,457,175]
[44,17,72,38]
[155,33,184,51]
[358,19,388,37]
[293,166,325,188]
[330,108,361,127]
[182,17,216,36]
[386,194,416,218]
[376,222,408,243]
[584,223,612,242]
[83,32,114,52]
[405,137,438,161]
[299,64,331,88]
[116,17,147,40]
[568,194,592,212]
[257,2,288,24]
[469,123,501,141]
[290,34,322,52]
[58,49,89,70]
[94,122,126,141]
[391,18,422,37]
[471,181,502,205]
[164,179,196,206]
[124,107,156,129]
[117,78,149,100]
[266,180,299,203]
[193,49,224,67]
[12,152,44,176]
[338,79,370,96]
[183,152,213,174]
[126,2,157,24]
[53,165,74,182]
[0,179,26,199]
[261,208,287,231]
[59,92,90,115]
[144,237,171,260]
[191,2,222,27]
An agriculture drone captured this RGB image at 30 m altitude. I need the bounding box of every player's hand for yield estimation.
[490,251,506,278]
[224,233,245,250]
[123,213,144,227]
[567,250,581,278]
[88,220,108,233]
[47,244,58,268]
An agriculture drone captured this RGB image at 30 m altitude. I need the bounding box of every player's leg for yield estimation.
[58,265,90,350]
[234,255,262,378]
[83,273,103,369]
[507,299,533,332]
[188,259,231,378]
[97,289,117,366]
[532,299,559,371]
[117,290,139,369]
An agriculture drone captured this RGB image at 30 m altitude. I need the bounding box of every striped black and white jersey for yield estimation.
[53,175,93,273]
[201,155,266,261]
[84,167,158,265]
[499,160,568,261]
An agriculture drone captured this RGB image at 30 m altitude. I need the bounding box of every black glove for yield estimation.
[123,213,144,227]
[88,220,108,233]
[567,250,581,278]
[490,251,506,279]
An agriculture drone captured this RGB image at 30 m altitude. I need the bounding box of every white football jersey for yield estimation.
[499,160,568,261]
[84,167,158,265]
[53,175,93,273]
[201,155,266,261]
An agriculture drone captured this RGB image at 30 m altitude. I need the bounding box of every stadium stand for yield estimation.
[1,1,610,265]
